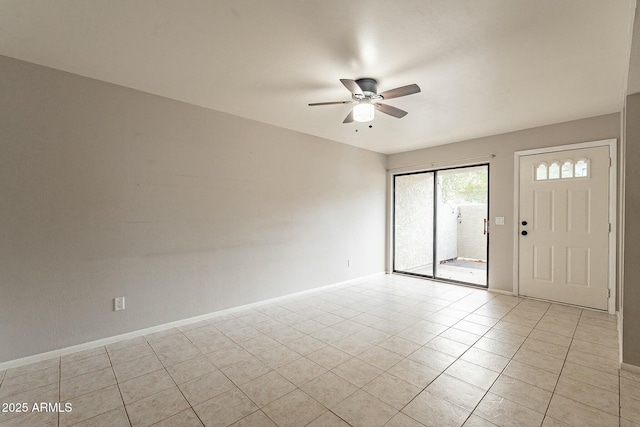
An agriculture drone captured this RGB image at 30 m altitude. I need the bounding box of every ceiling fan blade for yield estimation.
[379,84,421,100]
[343,110,354,123]
[308,101,353,106]
[340,79,364,96]
[376,103,408,118]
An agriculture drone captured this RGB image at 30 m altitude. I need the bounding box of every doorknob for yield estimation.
[521,230,528,236]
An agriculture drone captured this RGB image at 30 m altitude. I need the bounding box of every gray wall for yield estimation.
[388,114,620,292]
[437,202,458,261]
[622,4,640,367]
[623,93,640,366]
[457,204,488,261]
[0,56,387,363]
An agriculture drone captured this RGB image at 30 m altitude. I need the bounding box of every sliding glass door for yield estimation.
[394,172,434,275]
[393,165,488,287]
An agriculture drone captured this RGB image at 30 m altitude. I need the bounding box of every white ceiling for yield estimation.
[0,1,635,154]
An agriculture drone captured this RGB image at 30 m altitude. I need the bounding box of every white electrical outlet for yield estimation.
[495,217,505,225]
[348,259,352,267]
[114,297,125,311]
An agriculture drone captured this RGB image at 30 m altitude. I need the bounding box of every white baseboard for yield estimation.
[487,288,514,296]
[0,272,385,371]
[619,312,624,367]
[621,362,640,374]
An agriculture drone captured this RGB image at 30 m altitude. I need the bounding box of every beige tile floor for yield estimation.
[0,274,637,427]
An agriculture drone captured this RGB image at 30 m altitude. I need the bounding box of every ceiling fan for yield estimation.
[309,78,421,123]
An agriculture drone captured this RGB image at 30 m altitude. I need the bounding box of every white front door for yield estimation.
[518,145,610,310]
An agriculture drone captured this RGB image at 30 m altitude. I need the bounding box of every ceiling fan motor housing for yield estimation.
[355,78,382,100]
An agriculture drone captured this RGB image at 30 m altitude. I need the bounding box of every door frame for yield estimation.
[513,139,617,313]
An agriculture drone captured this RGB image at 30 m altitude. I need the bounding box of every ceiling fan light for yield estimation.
[353,103,375,122]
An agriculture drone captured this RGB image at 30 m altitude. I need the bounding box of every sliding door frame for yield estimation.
[389,163,490,288]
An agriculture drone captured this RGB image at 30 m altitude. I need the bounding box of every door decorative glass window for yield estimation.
[535,157,589,181]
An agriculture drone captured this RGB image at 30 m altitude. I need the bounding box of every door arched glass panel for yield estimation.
[575,159,588,177]
[561,160,574,178]
[536,163,548,181]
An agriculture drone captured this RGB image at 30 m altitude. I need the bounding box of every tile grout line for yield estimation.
[189,323,284,427]
[104,347,133,427]
[454,295,551,426]
[278,302,358,427]
[546,310,621,424]
[537,303,573,424]
[400,293,576,426]
[182,308,346,427]
[178,328,220,427]
[387,289,509,426]
[247,305,364,427]
[289,283,424,426]
[496,302,617,424]
[253,297,362,426]
[146,331,208,427]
